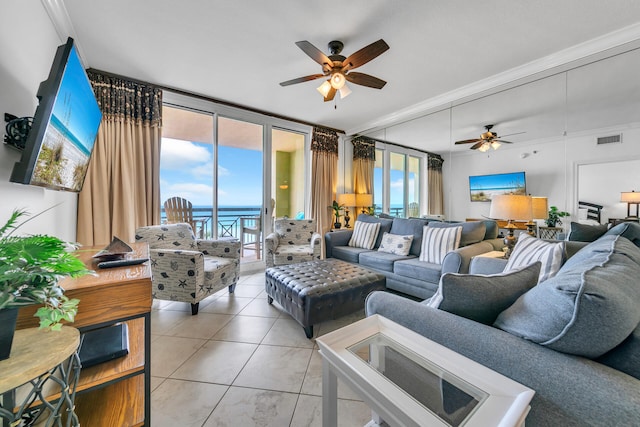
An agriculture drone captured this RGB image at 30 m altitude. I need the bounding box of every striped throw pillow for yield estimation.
[348,221,381,249]
[504,233,565,283]
[419,226,462,264]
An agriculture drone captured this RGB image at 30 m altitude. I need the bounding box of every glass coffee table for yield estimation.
[316,315,534,427]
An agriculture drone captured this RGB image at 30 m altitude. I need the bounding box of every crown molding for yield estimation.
[40,0,89,67]
[346,22,640,136]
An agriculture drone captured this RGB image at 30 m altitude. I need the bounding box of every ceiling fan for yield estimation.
[454,124,525,152]
[280,39,389,102]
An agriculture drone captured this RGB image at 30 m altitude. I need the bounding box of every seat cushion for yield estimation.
[359,251,414,272]
[504,233,564,283]
[377,232,413,256]
[273,244,315,265]
[331,246,372,263]
[427,262,541,325]
[419,226,462,264]
[495,235,640,358]
[393,258,443,285]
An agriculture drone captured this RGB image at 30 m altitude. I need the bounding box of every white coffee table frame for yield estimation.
[316,314,534,427]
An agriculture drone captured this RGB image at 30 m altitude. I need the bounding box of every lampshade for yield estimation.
[356,193,373,207]
[489,194,533,221]
[621,191,640,203]
[337,193,356,207]
[339,84,352,99]
[317,80,332,97]
[477,142,490,152]
[531,197,548,219]
[330,72,346,89]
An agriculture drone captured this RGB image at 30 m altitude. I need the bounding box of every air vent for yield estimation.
[596,134,622,145]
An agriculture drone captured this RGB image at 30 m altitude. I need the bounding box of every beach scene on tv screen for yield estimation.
[32,46,101,191]
[469,172,526,202]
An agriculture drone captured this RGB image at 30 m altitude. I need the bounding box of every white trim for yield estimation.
[347,23,640,136]
[40,0,90,67]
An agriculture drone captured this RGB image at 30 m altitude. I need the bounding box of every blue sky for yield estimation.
[51,44,102,150]
[160,138,262,206]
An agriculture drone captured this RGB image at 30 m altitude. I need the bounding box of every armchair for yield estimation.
[134,223,240,314]
[265,219,322,268]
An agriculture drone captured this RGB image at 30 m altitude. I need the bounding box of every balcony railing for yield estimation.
[160,206,261,239]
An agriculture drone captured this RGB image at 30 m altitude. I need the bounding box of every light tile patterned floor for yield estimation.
[150,269,372,427]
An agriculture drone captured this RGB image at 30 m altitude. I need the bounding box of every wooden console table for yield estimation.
[16,242,152,427]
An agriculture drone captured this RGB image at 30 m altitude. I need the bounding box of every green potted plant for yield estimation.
[0,208,91,360]
[331,200,344,229]
[545,206,570,227]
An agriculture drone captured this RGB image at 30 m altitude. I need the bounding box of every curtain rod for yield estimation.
[87,68,345,134]
[349,135,442,159]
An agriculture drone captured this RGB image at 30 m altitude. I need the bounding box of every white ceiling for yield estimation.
[54,0,640,153]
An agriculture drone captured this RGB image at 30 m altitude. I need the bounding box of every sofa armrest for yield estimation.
[196,239,241,259]
[441,241,493,275]
[365,291,640,426]
[310,232,322,259]
[324,230,353,258]
[483,237,505,251]
[149,249,205,288]
[469,257,508,274]
[264,232,279,268]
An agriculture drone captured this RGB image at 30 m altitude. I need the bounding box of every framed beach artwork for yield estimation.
[469,171,526,202]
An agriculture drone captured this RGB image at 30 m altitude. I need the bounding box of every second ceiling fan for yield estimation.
[455,125,525,152]
[280,39,389,101]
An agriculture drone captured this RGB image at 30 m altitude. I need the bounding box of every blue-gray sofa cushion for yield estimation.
[356,214,393,248]
[495,235,640,358]
[433,262,541,325]
[359,250,414,272]
[596,324,640,380]
[605,221,640,247]
[389,217,429,256]
[331,246,372,263]
[429,221,486,247]
[393,258,442,284]
[567,221,609,242]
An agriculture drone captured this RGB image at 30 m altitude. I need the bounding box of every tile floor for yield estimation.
[150,268,372,427]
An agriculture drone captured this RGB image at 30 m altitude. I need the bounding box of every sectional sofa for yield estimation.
[324,214,503,299]
[366,224,640,425]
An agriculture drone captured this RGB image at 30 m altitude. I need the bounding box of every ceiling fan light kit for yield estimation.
[281,39,389,102]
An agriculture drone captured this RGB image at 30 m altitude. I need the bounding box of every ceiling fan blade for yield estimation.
[345,72,386,89]
[470,141,485,150]
[454,139,481,145]
[324,86,337,102]
[494,139,514,144]
[498,131,526,138]
[280,74,326,86]
[342,39,390,72]
[295,41,334,70]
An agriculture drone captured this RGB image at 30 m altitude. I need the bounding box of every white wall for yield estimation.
[443,124,640,230]
[0,2,77,240]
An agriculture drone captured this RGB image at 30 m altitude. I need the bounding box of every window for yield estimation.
[373,145,424,218]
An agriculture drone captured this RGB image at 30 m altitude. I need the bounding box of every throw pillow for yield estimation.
[426,262,541,325]
[348,221,381,250]
[567,221,609,242]
[495,235,640,358]
[419,226,462,264]
[504,233,564,283]
[377,232,414,256]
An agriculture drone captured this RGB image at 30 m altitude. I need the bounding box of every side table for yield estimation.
[538,226,562,240]
[0,327,81,427]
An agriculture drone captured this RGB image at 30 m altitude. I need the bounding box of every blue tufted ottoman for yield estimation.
[265,259,386,338]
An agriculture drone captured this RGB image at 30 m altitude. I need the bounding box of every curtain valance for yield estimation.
[427,153,444,171]
[311,127,339,154]
[352,136,376,161]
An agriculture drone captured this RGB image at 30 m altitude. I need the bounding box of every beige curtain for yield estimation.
[352,136,375,195]
[311,127,338,236]
[428,154,444,215]
[77,71,162,246]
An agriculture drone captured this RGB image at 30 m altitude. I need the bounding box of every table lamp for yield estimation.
[621,191,640,218]
[489,194,532,257]
[525,196,548,236]
[337,193,356,228]
[356,193,373,214]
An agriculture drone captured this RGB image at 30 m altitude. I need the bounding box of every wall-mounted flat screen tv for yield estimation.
[469,171,526,202]
[10,37,102,192]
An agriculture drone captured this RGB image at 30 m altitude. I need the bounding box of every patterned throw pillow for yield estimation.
[504,233,564,283]
[419,226,462,264]
[377,232,414,256]
[348,221,381,250]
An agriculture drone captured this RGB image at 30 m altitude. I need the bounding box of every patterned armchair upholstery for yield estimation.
[264,219,322,268]
[134,223,240,314]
